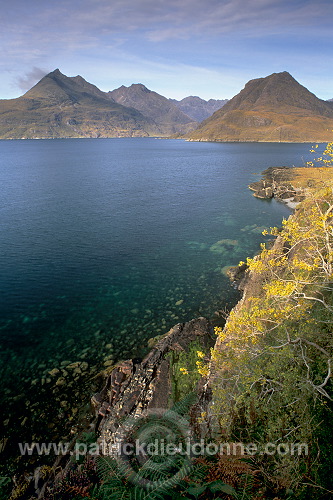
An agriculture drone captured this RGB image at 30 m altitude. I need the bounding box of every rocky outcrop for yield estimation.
[248,166,305,206]
[29,318,215,499]
[225,262,249,289]
[90,317,215,455]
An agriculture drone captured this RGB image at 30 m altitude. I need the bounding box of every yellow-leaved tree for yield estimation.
[207,144,333,498]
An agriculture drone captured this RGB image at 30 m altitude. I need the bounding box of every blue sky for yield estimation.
[1,0,332,101]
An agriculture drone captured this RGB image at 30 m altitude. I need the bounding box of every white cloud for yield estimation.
[16,67,49,92]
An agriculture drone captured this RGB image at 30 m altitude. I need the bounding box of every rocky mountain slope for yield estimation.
[108,84,198,135]
[170,96,228,122]
[188,71,333,142]
[0,70,162,139]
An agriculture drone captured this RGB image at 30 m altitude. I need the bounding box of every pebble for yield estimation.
[66,361,81,369]
[175,299,184,306]
[55,377,66,386]
[60,360,72,367]
[104,360,114,367]
[48,368,60,377]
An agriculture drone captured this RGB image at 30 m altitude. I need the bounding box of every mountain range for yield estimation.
[0,70,159,139]
[0,70,221,139]
[170,96,228,122]
[188,72,333,142]
[0,69,332,141]
[108,84,197,135]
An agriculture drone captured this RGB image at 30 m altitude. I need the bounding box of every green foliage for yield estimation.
[95,455,190,500]
[186,480,238,499]
[94,455,243,500]
[167,340,208,403]
[0,476,11,500]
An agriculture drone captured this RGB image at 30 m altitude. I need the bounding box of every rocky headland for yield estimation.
[248,166,306,207]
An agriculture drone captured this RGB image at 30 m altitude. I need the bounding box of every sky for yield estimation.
[1,0,332,101]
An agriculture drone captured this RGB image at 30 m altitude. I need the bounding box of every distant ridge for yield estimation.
[0,69,159,139]
[108,83,197,135]
[170,96,228,122]
[188,72,333,142]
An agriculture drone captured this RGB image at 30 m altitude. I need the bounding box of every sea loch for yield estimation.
[0,138,313,467]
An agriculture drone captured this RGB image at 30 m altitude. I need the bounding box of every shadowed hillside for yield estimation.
[108,83,198,135]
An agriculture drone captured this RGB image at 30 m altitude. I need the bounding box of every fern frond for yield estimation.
[170,391,198,416]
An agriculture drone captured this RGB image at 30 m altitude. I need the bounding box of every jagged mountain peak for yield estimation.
[23,69,108,102]
[129,83,151,92]
[189,71,333,142]
[221,71,331,115]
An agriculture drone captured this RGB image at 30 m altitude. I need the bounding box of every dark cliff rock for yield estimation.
[92,318,215,451]
[225,262,249,290]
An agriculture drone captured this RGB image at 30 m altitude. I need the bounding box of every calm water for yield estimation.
[0,139,313,467]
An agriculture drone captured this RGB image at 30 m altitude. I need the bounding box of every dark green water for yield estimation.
[0,138,313,471]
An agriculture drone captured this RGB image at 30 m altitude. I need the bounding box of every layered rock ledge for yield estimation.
[248,166,305,207]
[93,318,215,449]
